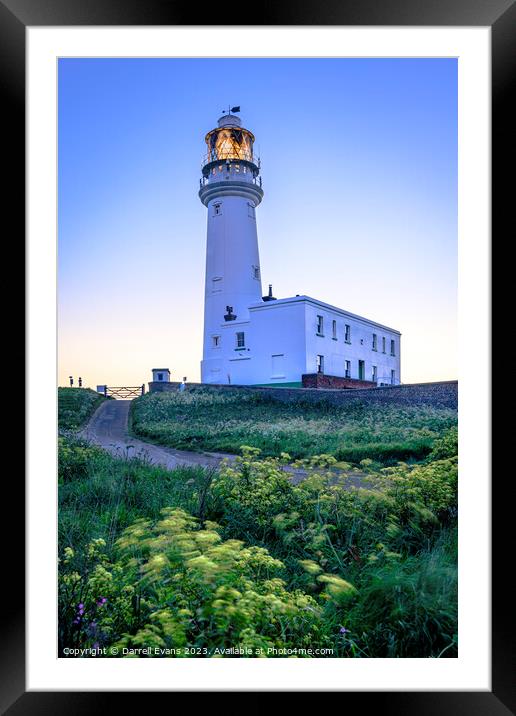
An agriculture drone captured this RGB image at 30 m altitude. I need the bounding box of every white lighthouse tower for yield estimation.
[197,110,401,388]
[199,110,264,383]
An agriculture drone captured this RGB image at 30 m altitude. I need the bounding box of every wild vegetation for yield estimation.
[58,387,106,431]
[131,388,457,465]
[59,415,458,657]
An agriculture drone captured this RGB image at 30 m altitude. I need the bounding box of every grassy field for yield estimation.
[130,388,457,464]
[58,387,107,431]
[59,435,457,658]
[59,385,457,658]
[59,381,458,658]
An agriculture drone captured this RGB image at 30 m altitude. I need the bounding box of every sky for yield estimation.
[58,57,457,388]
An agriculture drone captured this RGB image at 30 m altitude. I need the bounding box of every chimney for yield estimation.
[262,284,277,302]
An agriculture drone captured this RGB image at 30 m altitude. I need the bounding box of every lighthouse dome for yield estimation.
[218,114,242,128]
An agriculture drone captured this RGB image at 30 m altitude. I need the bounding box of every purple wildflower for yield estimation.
[340,627,348,634]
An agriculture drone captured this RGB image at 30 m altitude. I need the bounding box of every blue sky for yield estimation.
[58,57,457,387]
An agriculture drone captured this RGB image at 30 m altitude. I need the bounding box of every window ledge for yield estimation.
[345,340,352,345]
[234,347,246,351]
[332,337,338,341]
[316,333,325,337]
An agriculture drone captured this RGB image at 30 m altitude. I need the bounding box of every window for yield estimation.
[345,324,351,342]
[372,333,377,351]
[248,203,256,219]
[235,164,240,173]
[332,320,337,340]
[345,360,351,378]
[390,339,396,356]
[391,369,396,385]
[316,315,324,335]
[212,335,220,348]
[236,332,245,349]
[382,336,386,353]
[213,202,222,216]
[252,265,260,280]
[316,354,324,373]
[372,365,377,382]
[271,354,285,378]
[158,373,163,381]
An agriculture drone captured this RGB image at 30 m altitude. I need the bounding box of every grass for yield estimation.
[59,436,457,658]
[130,387,457,464]
[59,383,457,658]
[58,387,107,431]
[59,438,210,557]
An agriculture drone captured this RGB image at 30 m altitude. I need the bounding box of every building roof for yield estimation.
[217,113,242,128]
[151,368,171,372]
[248,295,401,335]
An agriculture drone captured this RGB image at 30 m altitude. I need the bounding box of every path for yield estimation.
[80,400,230,471]
[80,399,370,487]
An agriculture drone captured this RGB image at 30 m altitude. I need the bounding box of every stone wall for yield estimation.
[148,380,458,410]
[302,373,376,389]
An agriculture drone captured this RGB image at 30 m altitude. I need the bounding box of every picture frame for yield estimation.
[4,0,510,709]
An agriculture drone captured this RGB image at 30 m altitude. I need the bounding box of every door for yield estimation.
[358,360,365,380]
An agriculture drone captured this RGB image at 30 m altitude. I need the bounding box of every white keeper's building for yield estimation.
[199,112,401,388]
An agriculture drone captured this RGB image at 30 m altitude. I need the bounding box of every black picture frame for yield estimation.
[4,0,510,711]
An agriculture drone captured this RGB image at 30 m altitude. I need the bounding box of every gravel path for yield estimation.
[79,399,370,487]
[80,400,231,471]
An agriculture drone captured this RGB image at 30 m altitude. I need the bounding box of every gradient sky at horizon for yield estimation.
[58,57,457,389]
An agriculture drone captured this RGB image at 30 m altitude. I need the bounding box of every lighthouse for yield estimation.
[199,110,264,383]
[198,110,402,388]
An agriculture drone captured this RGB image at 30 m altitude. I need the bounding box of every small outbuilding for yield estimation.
[151,368,171,383]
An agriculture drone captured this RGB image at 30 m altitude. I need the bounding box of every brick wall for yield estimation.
[302,373,376,389]
[148,380,458,410]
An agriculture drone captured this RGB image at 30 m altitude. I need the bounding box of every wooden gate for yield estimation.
[104,385,145,399]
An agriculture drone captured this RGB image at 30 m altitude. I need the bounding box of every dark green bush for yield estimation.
[428,426,458,460]
[347,532,458,657]
[335,440,433,465]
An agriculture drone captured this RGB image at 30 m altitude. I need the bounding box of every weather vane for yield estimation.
[222,105,241,115]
